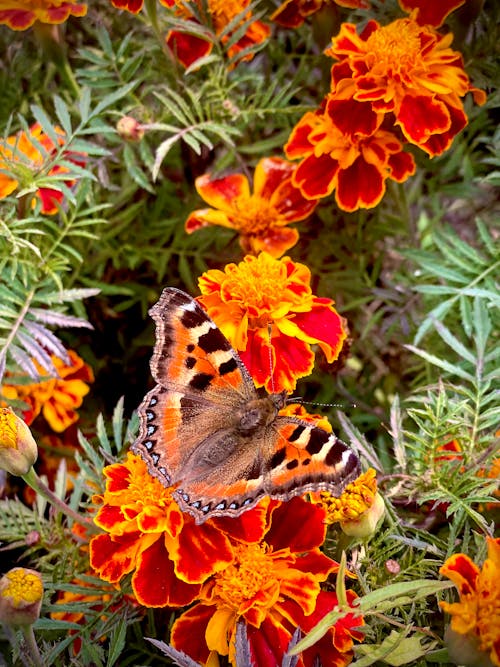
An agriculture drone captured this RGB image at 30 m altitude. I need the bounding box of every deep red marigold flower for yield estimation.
[2,350,94,432]
[109,0,172,14]
[398,0,465,28]
[0,0,86,29]
[166,0,270,68]
[326,17,486,156]
[89,452,270,608]
[0,123,83,214]
[272,0,369,29]
[197,252,347,392]
[440,537,500,667]
[285,96,415,211]
[171,498,364,667]
[185,157,317,257]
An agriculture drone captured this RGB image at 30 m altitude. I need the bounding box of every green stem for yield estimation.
[21,467,94,528]
[20,625,43,667]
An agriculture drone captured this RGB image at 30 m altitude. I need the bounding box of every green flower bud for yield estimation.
[0,407,38,476]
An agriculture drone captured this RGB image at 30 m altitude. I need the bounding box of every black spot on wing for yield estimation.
[198,328,232,354]
[286,459,299,470]
[189,372,214,392]
[219,357,238,376]
[180,306,208,329]
[325,439,344,466]
[185,356,196,369]
[187,343,195,353]
[269,447,287,469]
[288,424,306,442]
[306,429,330,455]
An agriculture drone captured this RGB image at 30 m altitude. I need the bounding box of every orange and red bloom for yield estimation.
[0,0,86,29]
[171,499,364,667]
[2,350,94,432]
[325,17,486,157]
[197,252,346,392]
[90,451,363,666]
[440,537,500,667]
[0,123,83,214]
[185,157,317,257]
[165,0,270,68]
[272,0,369,29]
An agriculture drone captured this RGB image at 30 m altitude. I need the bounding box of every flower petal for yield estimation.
[195,173,251,212]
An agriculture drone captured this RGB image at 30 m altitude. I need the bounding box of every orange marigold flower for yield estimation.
[440,537,500,667]
[89,452,270,608]
[185,157,317,258]
[0,0,86,29]
[197,252,347,392]
[166,0,270,68]
[279,403,332,433]
[2,350,94,432]
[285,96,415,210]
[272,0,369,29]
[0,122,83,214]
[326,17,486,156]
[110,0,172,13]
[398,0,465,27]
[171,498,364,667]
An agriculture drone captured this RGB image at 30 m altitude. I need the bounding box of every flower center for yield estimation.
[230,195,280,235]
[127,455,174,507]
[212,543,276,609]
[2,570,43,606]
[364,19,422,80]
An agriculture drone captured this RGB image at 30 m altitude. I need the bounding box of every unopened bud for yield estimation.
[116,116,144,141]
[340,492,385,538]
[0,568,43,627]
[0,408,38,476]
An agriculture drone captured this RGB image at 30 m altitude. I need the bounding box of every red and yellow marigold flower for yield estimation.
[0,122,83,214]
[110,0,172,14]
[326,17,486,156]
[2,350,94,432]
[279,403,333,433]
[272,0,368,29]
[185,157,317,257]
[89,452,270,608]
[440,537,500,667]
[0,0,86,29]
[197,252,347,392]
[171,498,364,667]
[165,0,270,68]
[285,96,415,210]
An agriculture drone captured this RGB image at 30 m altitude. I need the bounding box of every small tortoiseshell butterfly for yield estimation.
[133,288,361,524]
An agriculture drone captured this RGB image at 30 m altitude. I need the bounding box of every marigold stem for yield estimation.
[21,468,94,528]
[20,625,43,667]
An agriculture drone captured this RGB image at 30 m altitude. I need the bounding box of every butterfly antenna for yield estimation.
[267,322,275,394]
[287,397,358,409]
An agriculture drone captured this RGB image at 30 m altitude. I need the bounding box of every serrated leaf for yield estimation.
[53,95,73,135]
[79,87,92,123]
[92,81,138,117]
[29,308,94,329]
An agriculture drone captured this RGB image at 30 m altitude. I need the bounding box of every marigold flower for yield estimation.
[0,407,38,476]
[313,468,378,524]
[326,17,486,156]
[398,0,465,27]
[0,122,83,214]
[285,96,415,210]
[185,157,317,257]
[2,350,94,432]
[272,0,368,29]
[0,0,86,29]
[171,498,364,666]
[279,402,332,433]
[89,452,270,608]
[0,568,43,626]
[197,252,347,392]
[165,0,270,68]
[440,537,500,667]
[110,0,172,13]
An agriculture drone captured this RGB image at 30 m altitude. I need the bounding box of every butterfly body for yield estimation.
[133,288,361,524]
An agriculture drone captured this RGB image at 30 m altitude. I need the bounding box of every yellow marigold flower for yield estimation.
[440,537,500,667]
[313,468,379,524]
[279,402,332,433]
[0,407,38,476]
[2,350,94,432]
[0,568,43,626]
[197,252,346,392]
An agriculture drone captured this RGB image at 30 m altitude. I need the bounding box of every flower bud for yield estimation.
[0,568,43,627]
[116,116,144,141]
[0,407,38,476]
[340,491,385,538]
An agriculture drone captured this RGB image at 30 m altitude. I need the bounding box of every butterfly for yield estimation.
[132,288,361,524]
